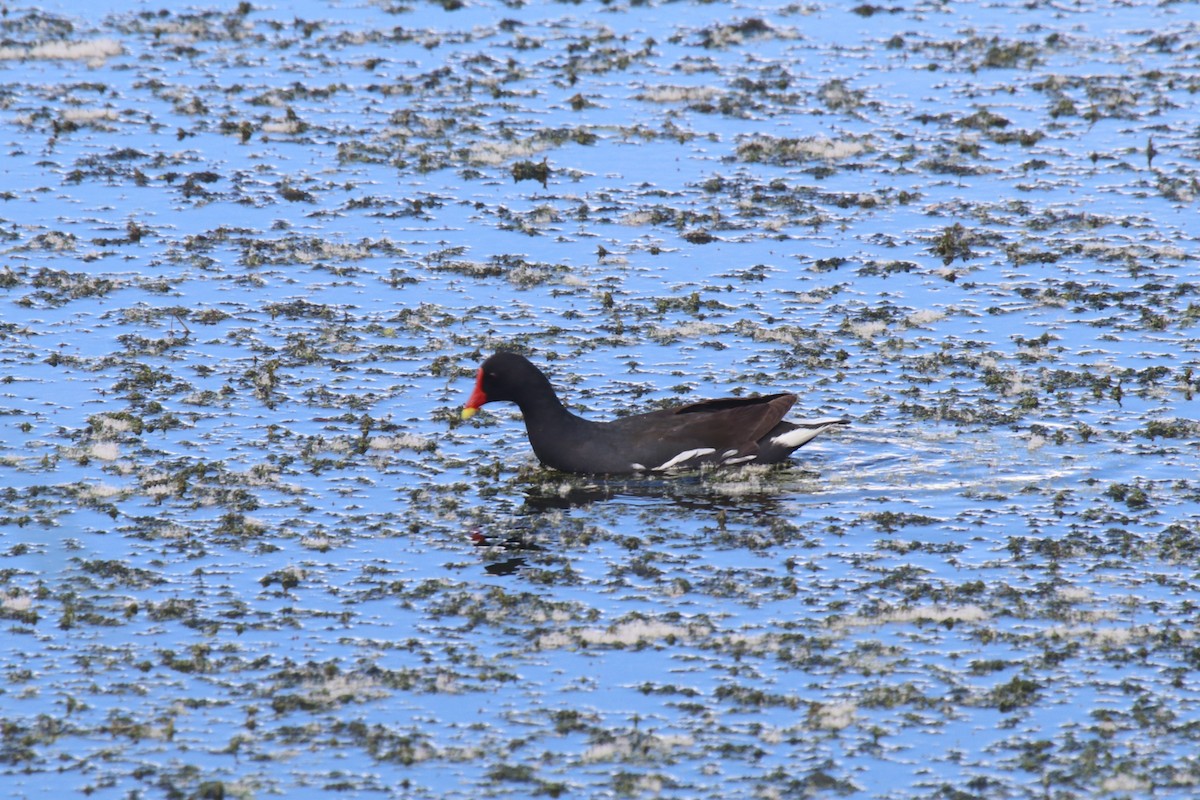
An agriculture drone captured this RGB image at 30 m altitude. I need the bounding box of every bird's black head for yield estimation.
[462,351,550,418]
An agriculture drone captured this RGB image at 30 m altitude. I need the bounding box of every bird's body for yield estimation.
[461,352,846,475]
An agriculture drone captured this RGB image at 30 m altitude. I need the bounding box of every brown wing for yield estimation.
[671,393,797,446]
[560,392,800,472]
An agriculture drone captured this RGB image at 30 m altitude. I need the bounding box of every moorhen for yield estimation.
[461,352,847,475]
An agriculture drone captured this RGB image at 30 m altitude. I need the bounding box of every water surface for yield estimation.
[1,1,1198,798]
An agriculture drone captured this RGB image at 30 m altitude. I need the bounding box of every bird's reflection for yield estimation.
[483,557,526,576]
[471,466,826,575]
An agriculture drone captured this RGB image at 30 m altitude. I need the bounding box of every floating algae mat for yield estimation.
[1,1,1198,798]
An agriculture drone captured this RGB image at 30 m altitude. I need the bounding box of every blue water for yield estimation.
[1,0,1199,798]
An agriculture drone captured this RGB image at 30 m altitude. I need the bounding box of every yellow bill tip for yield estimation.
[461,406,478,421]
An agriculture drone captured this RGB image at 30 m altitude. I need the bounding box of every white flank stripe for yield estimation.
[721,454,758,466]
[653,447,716,471]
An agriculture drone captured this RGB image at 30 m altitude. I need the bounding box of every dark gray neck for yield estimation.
[518,394,593,468]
